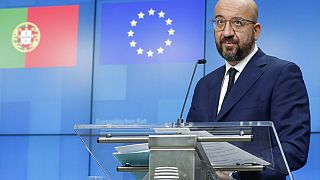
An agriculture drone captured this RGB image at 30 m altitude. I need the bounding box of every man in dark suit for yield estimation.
[186,0,310,179]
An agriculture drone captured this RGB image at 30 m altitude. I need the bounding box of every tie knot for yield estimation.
[228,68,238,78]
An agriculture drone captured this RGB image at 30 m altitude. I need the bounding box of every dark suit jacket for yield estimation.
[187,49,310,180]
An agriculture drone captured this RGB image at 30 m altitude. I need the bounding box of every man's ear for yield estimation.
[253,23,261,41]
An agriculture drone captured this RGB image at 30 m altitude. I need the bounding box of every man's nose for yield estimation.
[222,21,235,37]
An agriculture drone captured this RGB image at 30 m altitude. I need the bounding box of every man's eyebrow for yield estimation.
[215,15,224,19]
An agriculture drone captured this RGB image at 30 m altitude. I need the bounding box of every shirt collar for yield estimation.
[224,44,258,75]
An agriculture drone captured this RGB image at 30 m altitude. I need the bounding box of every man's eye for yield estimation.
[234,20,243,26]
[216,19,225,25]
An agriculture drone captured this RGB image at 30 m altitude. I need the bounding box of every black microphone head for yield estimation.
[197,59,206,64]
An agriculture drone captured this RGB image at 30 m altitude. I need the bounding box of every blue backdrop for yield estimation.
[0,0,94,179]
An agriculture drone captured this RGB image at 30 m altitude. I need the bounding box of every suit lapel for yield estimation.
[208,67,225,120]
[216,49,267,121]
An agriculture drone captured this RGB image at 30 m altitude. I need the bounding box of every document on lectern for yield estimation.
[186,130,270,166]
[113,143,149,166]
[200,142,270,166]
[115,143,148,154]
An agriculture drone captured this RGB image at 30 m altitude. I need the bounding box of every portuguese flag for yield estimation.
[0,5,79,68]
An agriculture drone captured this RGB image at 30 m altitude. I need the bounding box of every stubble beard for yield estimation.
[216,35,255,62]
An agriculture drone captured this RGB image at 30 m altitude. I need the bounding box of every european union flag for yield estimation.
[99,0,205,64]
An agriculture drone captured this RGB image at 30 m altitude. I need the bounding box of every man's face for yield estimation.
[214,0,259,63]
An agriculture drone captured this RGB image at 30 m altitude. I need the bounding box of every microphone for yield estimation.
[177,59,206,125]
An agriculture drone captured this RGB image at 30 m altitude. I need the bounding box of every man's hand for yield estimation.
[215,171,236,180]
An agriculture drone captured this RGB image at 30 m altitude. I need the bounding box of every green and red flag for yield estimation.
[0,5,79,68]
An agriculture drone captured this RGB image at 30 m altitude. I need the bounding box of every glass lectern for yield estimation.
[74,121,293,180]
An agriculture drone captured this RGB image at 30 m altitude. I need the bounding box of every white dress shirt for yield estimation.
[217,44,258,114]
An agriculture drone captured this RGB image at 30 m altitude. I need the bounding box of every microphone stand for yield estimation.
[177,59,206,126]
